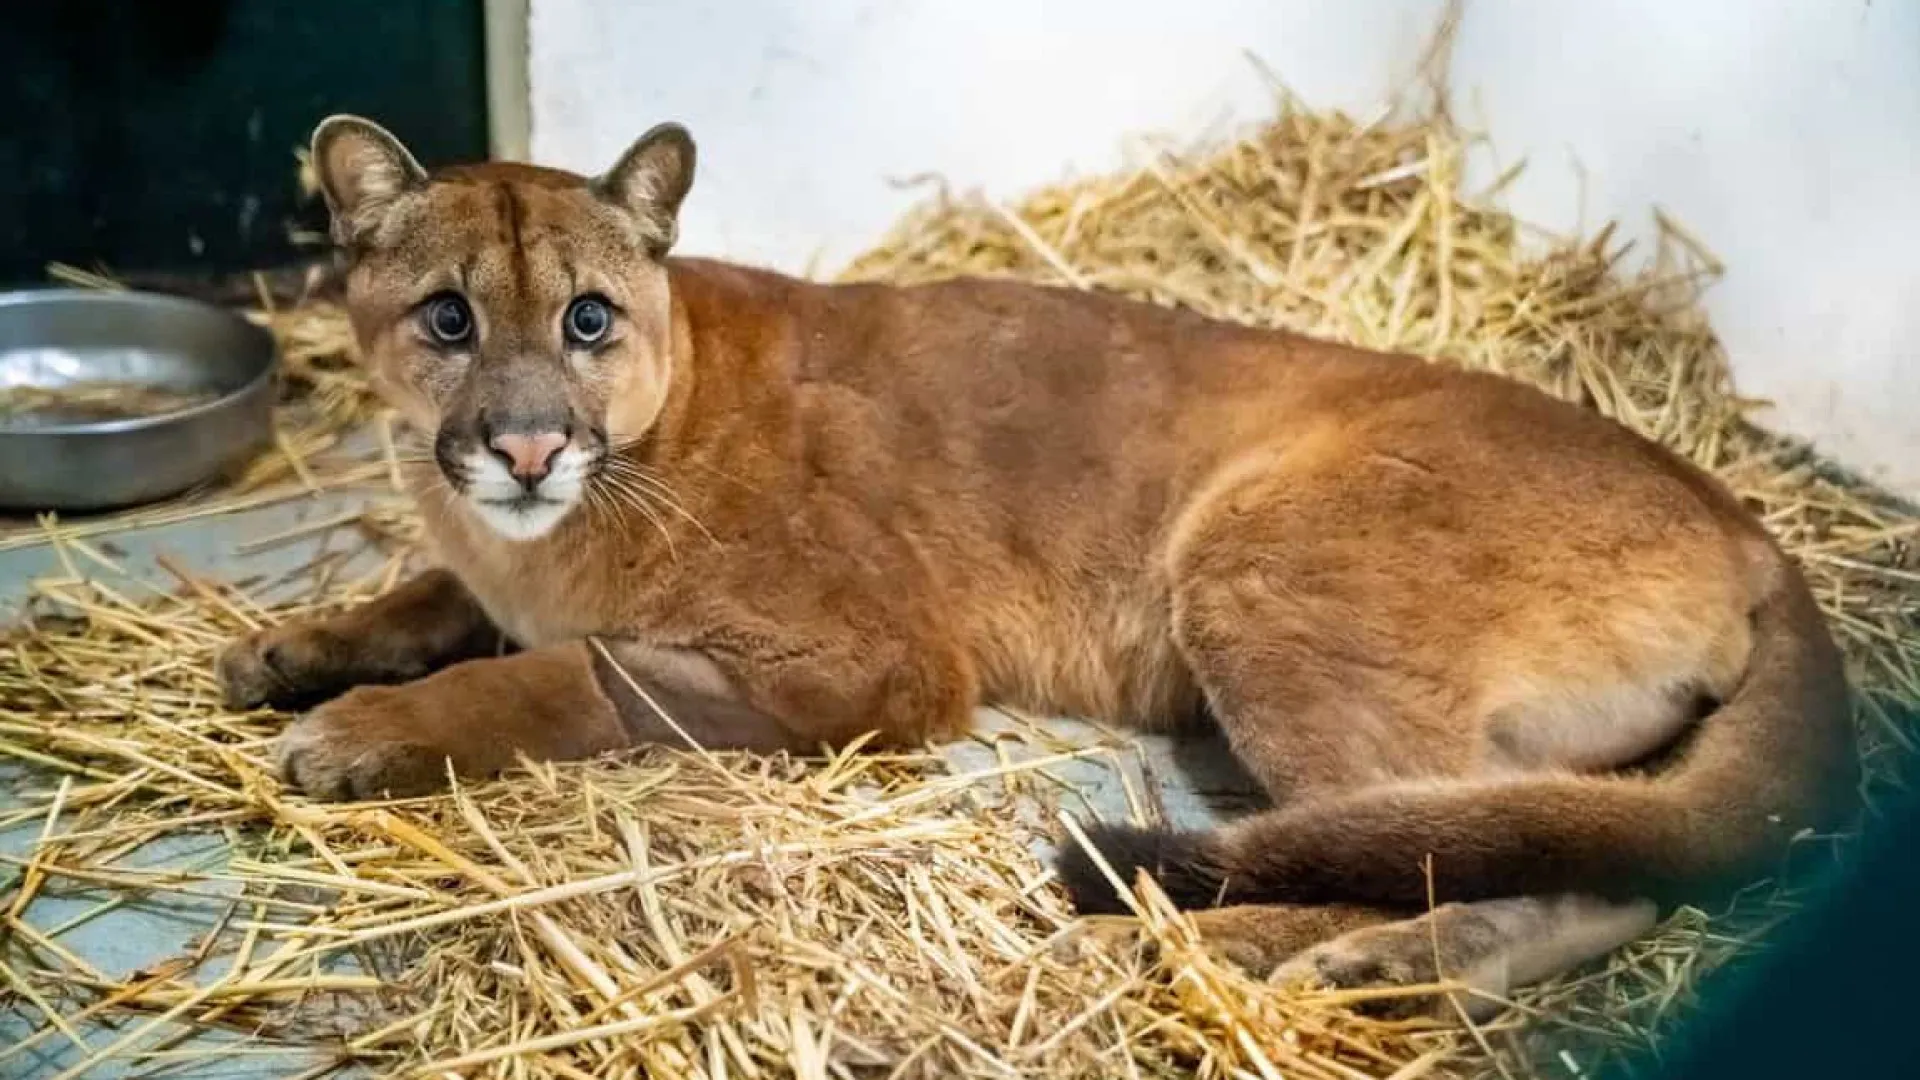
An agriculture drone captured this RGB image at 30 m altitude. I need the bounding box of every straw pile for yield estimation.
[4,76,1918,1080]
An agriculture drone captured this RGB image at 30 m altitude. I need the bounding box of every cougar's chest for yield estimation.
[460,558,598,647]
[418,505,620,649]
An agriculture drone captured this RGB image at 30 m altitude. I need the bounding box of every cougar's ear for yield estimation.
[310,115,427,247]
[591,123,696,258]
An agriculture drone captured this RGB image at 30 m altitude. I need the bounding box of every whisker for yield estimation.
[593,485,626,534]
[413,473,463,519]
[593,472,677,560]
[579,480,607,528]
[675,456,759,494]
[603,465,692,528]
[601,460,718,545]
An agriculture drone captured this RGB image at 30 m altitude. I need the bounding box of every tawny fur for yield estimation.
[217,116,1860,1008]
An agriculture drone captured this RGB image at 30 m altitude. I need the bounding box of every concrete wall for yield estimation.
[525,0,1920,496]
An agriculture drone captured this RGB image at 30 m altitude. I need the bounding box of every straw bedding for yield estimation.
[2,83,1917,1080]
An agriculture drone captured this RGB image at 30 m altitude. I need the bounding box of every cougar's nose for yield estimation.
[488,431,568,486]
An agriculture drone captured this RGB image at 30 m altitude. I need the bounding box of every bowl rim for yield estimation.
[0,287,280,438]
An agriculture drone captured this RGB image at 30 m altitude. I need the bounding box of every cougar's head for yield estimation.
[310,115,695,541]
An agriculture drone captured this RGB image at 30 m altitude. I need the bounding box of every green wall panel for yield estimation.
[1,0,490,286]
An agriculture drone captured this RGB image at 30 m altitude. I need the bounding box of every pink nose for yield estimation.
[489,431,568,483]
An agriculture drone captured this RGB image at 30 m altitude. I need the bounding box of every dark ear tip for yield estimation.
[309,114,412,161]
[641,121,694,148]
[639,122,697,175]
[310,114,367,151]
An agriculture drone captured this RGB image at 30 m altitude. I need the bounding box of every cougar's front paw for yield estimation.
[274,687,456,801]
[217,626,349,711]
[216,631,289,710]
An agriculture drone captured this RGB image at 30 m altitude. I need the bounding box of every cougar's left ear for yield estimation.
[591,123,696,258]
[310,115,428,248]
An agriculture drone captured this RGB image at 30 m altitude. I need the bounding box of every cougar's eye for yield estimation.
[564,295,612,346]
[423,294,473,346]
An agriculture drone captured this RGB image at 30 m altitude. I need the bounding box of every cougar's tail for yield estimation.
[1059,559,1860,914]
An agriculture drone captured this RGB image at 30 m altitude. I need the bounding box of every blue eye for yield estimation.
[423,294,472,345]
[565,296,612,345]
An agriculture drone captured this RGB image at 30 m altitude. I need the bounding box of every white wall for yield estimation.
[1448,1,1920,498]
[527,0,1920,497]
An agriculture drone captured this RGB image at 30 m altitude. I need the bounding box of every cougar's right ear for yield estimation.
[310,115,427,247]
[591,123,697,258]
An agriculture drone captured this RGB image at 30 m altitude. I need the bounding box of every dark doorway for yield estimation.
[0,0,491,287]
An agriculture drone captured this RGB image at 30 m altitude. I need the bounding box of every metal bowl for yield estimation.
[0,288,278,512]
